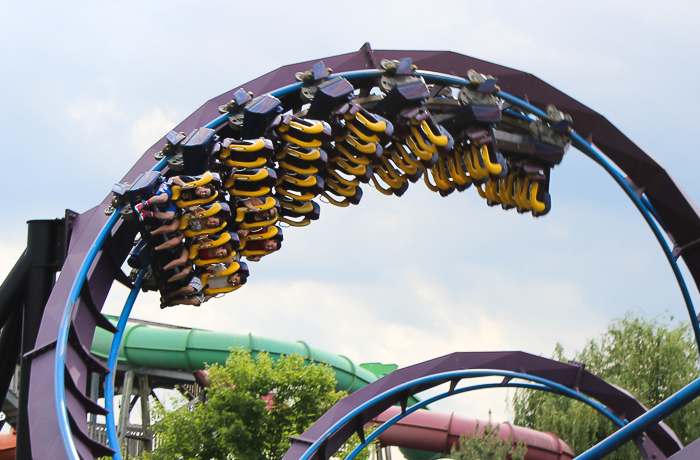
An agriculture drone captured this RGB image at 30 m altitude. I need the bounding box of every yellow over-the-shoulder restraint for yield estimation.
[237,197,280,230]
[326,180,358,197]
[278,216,312,227]
[280,161,319,175]
[285,145,323,161]
[179,202,221,230]
[321,191,352,206]
[406,136,435,162]
[174,191,219,209]
[183,222,227,238]
[327,169,359,187]
[477,144,503,176]
[332,157,366,176]
[276,186,316,201]
[202,262,243,296]
[188,232,234,261]
[336,144,370,166]
[409,126,438,154]
[529,181,547,213]
[280,200,314,213]
[390,147,419,175]
[224,157,267,169]
[240,226,279,249]
[345,119,381,144]
[417,119,449,147]
[235,196,277,222]
[170,172,213,201]
[282,174,318,188]
[219,138,268,159]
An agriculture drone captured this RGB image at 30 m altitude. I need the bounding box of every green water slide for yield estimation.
[91,318,395,394]
[90,319,434,460]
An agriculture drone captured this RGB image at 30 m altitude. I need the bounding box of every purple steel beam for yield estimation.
[281,352,680,460]
[25,44,700,459]
[668,437,700,460]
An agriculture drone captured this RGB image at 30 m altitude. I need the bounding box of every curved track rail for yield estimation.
[281,352,683,460]
[23,45,700,459]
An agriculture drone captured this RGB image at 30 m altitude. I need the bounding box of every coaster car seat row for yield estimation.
[108,57,572,307]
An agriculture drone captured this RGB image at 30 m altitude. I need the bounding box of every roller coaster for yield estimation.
[2,44,700,459]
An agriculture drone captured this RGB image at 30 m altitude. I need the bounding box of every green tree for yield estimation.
[449,422,526,460]
[140,348,346,460]
[513,312,700,459]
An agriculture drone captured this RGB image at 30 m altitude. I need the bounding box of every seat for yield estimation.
[276,116,331,148]
[187,232,241,266]
[219,138,274,169]
[180,202,231,237]
[201,261,250,296]
[171,172,222,208]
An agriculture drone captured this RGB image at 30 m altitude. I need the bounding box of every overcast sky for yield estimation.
[3,0,700,425]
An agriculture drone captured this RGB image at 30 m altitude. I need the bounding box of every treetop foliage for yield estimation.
[139,348,346,460]
[449,422,526,460]
[513,312,700,460]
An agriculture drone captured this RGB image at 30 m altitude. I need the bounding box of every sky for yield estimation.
[2,0,700,429]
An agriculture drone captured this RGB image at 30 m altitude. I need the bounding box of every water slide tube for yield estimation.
[373,406,574,460]
[90,319,574,459]
[91,319,379,394]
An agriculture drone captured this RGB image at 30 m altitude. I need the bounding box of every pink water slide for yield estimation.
[374,406,574,460]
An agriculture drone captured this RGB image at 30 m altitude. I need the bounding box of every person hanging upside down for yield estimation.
[136,175,216,216]
[238,197,278,224]
[161,265,248,308]
[136,175,219,234]
[163,240,235,273]
[151,210,226,250]
[243,238,280,262]
[150,206,225,237]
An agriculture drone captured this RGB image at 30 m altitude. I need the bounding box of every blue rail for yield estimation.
[55,159,168,460]
[104,270,146,460]
[298,369,625,460]
[344,376,625,460]
[577,375,700,459]
[55,209,122,460]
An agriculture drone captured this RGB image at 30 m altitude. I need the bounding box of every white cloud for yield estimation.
[66,96,121,134]
[130,107,179,154]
